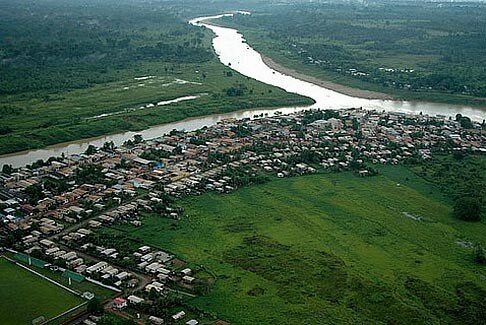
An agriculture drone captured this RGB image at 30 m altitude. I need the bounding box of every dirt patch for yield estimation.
[171,258,186,268]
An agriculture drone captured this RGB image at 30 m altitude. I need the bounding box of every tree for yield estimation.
[102,141,115,152]
[123,139,134,148]
[193,280,211,295]
[455,113,474,129]
[87,297,104,315]
[2,164,13,174]
[98,315,135,325]
[453,150,465,160]
[473,244,486,265]
[148,287,158,301]
[453,197,482,221]
[225,83,247,96]
[2,229,22,247]
[133,134,143,144]
[25,183,45,204]
[85,145,97,155]
[0,126,12,135]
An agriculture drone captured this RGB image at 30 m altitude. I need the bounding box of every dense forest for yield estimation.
[0,0,311,155]
[222,1,486,101]
[0,0,212,95]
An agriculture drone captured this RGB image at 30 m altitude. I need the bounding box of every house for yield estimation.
[182,275,195,284]
[139,245,151,253]
[115,271,130,281]
[113,297,127,310]
[309,118,342,131]
[145,281,164,293]
[86,261,108,274]
[127,295,145,305]
[39,239,55,247]
[172,311,186,320]
[149,316,164,325]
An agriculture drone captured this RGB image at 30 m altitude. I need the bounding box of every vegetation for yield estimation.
[139,148,171,161]
[0,257,83,324]
[454,197,482,222]
[411,154,485,222]
[220,1,486,105]
[473,244,486,265]
[0,0,312,155]
[10,253,115,301]
[0,1,211,96]
[98,314,136,325]
[87,297,104,315]
[106,166,486,324]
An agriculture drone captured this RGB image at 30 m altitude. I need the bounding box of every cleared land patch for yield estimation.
[102,167,486,324]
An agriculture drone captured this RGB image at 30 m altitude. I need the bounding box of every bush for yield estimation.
[453,197,482,222]
[87,297,104,315]
[225,83,247,96]
[473,244,486,265]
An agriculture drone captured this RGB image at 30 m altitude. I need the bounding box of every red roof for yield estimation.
[113,297,127,305]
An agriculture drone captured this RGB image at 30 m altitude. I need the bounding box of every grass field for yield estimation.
[0,59,312,156]
[10,256,116,301]
[105,166,486,324]
[0,257,84,325]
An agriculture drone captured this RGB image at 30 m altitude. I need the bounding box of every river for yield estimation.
[1,13,485,168]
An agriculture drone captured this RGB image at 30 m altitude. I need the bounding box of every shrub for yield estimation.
[453,197,482,222]
[473,244,486,265]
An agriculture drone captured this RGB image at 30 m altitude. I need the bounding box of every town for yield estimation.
[1,108,485,324]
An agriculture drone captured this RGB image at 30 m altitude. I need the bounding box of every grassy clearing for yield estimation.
[0,257,84,325]
[0,59,312,155]
[106,166,486,324]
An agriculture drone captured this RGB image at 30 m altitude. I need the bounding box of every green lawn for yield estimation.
[106,166,486,324]
[12,258,116,301]
[0,257,84,325]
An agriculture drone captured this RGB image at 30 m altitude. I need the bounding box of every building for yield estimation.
[113,297,127,310]
[127,295,145,305]
[149,316,164,325]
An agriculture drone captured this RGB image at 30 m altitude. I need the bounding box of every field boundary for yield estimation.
[85,277,122,293]
[42,301,88,325]
[1,255,81,296]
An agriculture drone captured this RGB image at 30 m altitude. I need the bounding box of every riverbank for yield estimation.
[0,102,314,168]
[199,16,485,122]
[261,55,394,100]
[0,59,312,158]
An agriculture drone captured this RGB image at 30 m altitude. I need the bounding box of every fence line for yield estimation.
[42,301,88,325]
[1,255,80,296]
[86,277,122,293]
